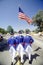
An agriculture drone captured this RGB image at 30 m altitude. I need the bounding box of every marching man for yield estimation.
[16,35,24,65]
[23,35,34,64]
[7,36,18,65]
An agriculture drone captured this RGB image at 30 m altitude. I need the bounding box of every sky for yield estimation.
[0,0,43,32]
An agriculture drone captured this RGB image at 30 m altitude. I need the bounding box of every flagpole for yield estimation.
[16,6,21,65]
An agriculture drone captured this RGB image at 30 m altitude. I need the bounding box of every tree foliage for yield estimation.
[7,25,14,34]
[32,11,43,32]
[0,28,7,34]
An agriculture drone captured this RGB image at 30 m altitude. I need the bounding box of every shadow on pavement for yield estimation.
[34,47,41,51]
[23,53,40,64]
[0,39,9,52]
[23,54,28,64]
[31,53,40,64]
[14,56,21,65]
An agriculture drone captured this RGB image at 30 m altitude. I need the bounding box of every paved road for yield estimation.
[0,37,43,65]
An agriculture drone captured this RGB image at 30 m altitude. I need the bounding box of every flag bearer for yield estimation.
[16,35,24,65]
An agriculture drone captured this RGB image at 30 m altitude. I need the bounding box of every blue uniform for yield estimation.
[7,37,17,49]
[15,36,20,43]
[24,36,34,43]
[23,35,34,49]
[16,35,24,44]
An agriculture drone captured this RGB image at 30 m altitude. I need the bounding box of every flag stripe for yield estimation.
[18,7,32,24]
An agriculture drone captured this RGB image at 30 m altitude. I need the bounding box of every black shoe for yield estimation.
[29,60,32,64]
[11,62,13,65]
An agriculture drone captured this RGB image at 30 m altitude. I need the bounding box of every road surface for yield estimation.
[0,36,43,65]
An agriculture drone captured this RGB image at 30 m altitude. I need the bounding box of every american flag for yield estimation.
[18,7,32,24]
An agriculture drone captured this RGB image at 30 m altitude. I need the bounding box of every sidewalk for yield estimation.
[32,35,43,42]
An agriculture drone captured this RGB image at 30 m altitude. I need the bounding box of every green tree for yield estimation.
[0,28,7,34]
[7,25,14,34]
[32,11,43,32]
[32,29,39,33]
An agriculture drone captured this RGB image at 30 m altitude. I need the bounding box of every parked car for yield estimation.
[0,42,8,51]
